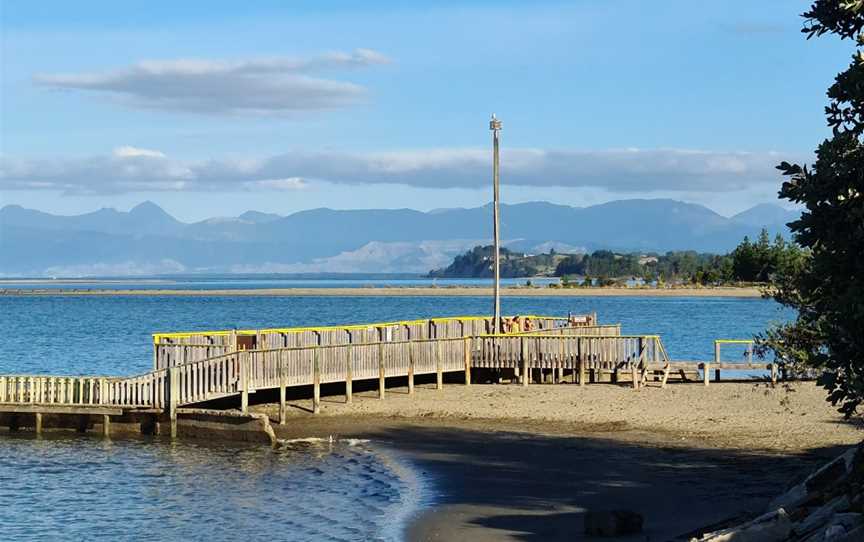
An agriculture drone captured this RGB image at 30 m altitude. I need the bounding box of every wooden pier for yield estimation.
[0,314,779,438]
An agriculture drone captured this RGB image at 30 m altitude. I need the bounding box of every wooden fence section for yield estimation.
[0,331,652,413]
[151,314,593,369]
[156,333,666,413]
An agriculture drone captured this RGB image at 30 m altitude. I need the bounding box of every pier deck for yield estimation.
[0,314,779,438]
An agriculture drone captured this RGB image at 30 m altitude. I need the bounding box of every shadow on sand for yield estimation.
[353,424,852,541]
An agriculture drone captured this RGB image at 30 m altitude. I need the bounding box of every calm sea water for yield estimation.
[0,291,792,540]
[0,434,423,542]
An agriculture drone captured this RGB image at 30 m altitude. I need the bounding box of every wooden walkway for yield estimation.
[0,314,778,438]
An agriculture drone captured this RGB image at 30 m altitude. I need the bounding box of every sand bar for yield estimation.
[256,381,860,541]
[1,286,765,297]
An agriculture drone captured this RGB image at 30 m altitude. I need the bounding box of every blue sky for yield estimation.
[0,1,853,221]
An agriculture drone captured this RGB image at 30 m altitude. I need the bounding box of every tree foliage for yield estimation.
[758,1,864,416]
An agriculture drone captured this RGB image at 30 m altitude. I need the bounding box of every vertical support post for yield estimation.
[436,340,444,390]
[715,340,722,383]
[558,339,565,383]
[463,337,472,386]
[703,362,710,387]
[99,378,107,405]
[168,365,179,439]
[229,329,238,353]
[240,352,249,414]
[521,337,529,386]
[345,343,354,404]
[313,348,321,414]
[153,339,159,371]
[770,363,778,386]
[34,412,42,435]
[407,343,415,396]
[279,353,287,425]
[578,338,586,387]
[378,342,386,400]
[102,415,111,438]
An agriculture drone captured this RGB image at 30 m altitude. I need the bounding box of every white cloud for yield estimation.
[33,49,390,115]
[113,146,165,158]
[0,147,798,195]
[245,178,307,191]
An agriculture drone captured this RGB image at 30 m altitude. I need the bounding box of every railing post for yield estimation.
[463,337,471,386]
[168,366,179,439]
[407,343,415,396]
[714,340,721,383]
[279,353,287,425]
[378,342,386,400]
[313,348,321,414]
[521,337,529,386]
[558,338,565,383]
[345,343,354,404]
[578,338,586,386]
[436,340,444,390]
[99,378,108,405]
[240,352,249,414]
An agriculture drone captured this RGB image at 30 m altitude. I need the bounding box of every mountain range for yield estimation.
[0,199,800,277]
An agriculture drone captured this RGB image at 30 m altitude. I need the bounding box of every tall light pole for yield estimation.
[490,114,502,333]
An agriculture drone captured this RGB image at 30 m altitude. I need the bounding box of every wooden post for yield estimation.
[34,412,42,435]
[278,353,287,425]
[463,337,472,386]
[578,338,586,387]
[703,362,710,387]
[521,337,529,386]
[345,343,354,404]
[168,365,179,439]
[435,340,444,390]
[378,342,386,400]
[102,415,111,438]
[634,336,645,389]
[558,339,565,384]
[407,343,415,396]
[770,363,778,386]
[240,353,249,414]
[714,341,722,383]
[313,348,321,414]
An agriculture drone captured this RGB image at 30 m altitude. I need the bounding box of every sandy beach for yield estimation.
[0,286,765,297]
[254,381,861,541]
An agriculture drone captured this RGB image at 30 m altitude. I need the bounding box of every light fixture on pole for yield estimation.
[489,114,502,334]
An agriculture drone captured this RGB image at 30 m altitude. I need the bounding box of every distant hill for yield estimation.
[0,199,799,276]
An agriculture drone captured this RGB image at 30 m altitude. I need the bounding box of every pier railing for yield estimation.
[0,331,660,414]
[151,314,595,369]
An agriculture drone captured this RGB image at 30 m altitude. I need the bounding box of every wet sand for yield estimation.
[1,286,764,297]
[254,381,861,541]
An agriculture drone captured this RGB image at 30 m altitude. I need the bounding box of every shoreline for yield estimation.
[258,382,860,541]
[0,286,765,297]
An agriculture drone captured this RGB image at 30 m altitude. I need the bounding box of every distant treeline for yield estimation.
[429,229,806,285]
